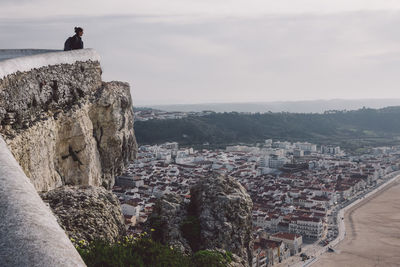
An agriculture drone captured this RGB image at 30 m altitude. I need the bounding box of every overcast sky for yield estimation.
[1,1,400,105]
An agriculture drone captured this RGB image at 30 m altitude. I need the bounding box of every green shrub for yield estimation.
[73,235,232,267]
[74,235,189,267]
[193,250,233,267]
[147,215,165,242]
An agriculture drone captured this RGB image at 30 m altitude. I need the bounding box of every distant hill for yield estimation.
[141,99,400,113]
[134,106,400,151]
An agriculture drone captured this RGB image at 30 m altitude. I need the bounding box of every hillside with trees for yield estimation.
[134,107,400,151]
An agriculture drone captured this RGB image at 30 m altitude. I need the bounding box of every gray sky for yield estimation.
[1,1,400,105]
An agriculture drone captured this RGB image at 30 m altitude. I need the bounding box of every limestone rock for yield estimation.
[191,174,254,266]
[148,193,192,254]
[0,61,137,191]
[89,81,137,188]
[40,185,126,243]
[148,174,253,266]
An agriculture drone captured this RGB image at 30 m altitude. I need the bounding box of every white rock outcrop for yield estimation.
[0,50,137,191]
[0,49,137,267]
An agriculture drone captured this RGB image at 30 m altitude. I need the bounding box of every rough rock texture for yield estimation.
[0,60,137,191]
[148,174,253,267]
[89,81,137,188]
[40,185,126,243]
[148,193,192,254]
[191,175,254,266]
[0,60,102,122]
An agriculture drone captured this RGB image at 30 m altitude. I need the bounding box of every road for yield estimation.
[308,171,400,266]
[276,171,400,267]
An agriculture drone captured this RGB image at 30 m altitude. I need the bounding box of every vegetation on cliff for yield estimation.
[74,235,232,267]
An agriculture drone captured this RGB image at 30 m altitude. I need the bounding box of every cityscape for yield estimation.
[3,1,400,266]
[113,139,400,267]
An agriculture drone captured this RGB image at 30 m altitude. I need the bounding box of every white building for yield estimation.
[273,141,292,149]
[269,232,303,256]
[226,145,260,153]
[121,203,141,217]
[124,191,141,200]
[289,217,323,239]
[265,139,273,147]
[321,145,341,155]
[269,157,289,169]
[254,214,270,228]
[161,142,179,150]
[156,151,171,162]
[294,142,317,152]
[293,149,304,157]
[258,156,270,167]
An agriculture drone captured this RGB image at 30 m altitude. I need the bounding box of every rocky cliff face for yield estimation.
[191,175,254,265]
[0,59,137,191]
[148,193,192,254]
[41,185,126,243]
[148,174,253,267]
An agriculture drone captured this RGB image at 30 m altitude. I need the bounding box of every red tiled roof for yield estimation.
[271,232,301,240]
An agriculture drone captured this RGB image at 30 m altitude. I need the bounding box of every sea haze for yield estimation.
[142,99,400,113]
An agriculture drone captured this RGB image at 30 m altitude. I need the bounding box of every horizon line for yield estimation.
[136,98,400,107]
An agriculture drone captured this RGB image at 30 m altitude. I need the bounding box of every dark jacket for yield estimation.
[64,35,84,51]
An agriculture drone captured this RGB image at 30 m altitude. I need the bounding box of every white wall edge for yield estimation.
[0,48,101,80]
[0,135,86,266]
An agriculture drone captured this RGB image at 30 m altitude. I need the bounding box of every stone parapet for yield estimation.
[0,136,86,266]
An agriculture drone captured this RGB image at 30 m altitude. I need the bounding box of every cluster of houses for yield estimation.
[252,232,303,267]
[134,109,214,121]
[112,140,400,266]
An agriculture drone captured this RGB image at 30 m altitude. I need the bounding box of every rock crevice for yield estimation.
[148,174,253,266]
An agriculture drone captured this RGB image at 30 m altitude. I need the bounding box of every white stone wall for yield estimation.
[0,49,60,61]
[0,49,100,80]
[0,136,86,266]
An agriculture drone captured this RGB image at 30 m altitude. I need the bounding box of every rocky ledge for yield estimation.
[0,58,137,191]
[148,174,253,267]
[40,185,126,243]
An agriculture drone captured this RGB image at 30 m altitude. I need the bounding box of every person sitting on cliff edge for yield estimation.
[64,27,84,51]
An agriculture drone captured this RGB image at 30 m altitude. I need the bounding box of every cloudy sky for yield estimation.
[1,1,400,105]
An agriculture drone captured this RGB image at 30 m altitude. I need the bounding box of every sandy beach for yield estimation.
[315,177,400,267]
